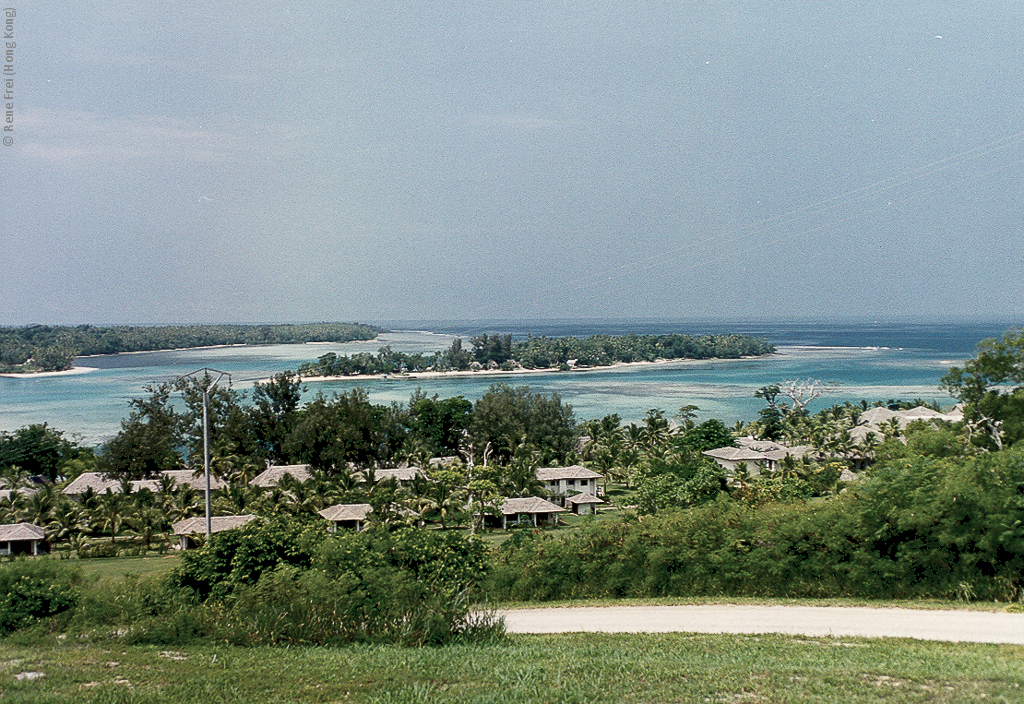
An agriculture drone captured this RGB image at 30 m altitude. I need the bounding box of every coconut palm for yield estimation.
[46,501,85,546]
[95,489,125,544]
[126,506,167,551]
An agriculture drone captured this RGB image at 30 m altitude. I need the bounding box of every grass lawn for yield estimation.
[71,554,183,584]
[2,632,1022,703]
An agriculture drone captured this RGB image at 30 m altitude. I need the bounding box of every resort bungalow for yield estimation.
[702,447,769,477]
[318,503,373,531]
[170,514,257,550]
[536,465,603,506]
[0,523,48,556]
[566,492,604,516]
[249,464,313,488]
[485,496,566,530]
[62,470,226,498]
[369,467,423,487]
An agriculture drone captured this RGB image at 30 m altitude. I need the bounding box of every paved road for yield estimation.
[498,605,1024,644]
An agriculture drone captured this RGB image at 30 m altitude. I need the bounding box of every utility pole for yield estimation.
[177,368,231,538]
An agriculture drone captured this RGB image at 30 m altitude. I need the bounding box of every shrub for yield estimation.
[168,515,322,600]
[0,558,82,633]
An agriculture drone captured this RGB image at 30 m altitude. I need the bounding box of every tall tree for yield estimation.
[98,383,184,479]
[941,328,1024,450]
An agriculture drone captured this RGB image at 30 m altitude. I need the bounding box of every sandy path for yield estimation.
[497,604,1024,644]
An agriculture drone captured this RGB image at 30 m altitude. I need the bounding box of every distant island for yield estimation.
[297,332,776,378]
[0,323,384,374]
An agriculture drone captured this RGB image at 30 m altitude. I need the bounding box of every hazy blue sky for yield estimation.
[2,2,1022,325]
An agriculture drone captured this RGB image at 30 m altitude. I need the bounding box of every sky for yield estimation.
[1,2,1022,326]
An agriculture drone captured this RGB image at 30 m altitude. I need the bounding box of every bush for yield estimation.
[0,558,82,633]
[165,518,500,646]
[169,515,322,600]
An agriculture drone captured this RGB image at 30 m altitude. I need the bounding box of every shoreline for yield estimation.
[0,366,99,379]
[76,337,384,359]
[292,354,772,384]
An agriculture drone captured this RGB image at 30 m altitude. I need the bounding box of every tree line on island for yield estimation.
[298,332,776,377]
[0,322,384,373]
[3,327,1024,644]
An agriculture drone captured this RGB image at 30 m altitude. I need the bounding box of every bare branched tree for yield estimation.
[777,378,838,414]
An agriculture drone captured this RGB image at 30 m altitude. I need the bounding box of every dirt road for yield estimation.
[497,604,1024,644]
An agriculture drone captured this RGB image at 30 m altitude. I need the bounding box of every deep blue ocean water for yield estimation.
[0,319,1015,445]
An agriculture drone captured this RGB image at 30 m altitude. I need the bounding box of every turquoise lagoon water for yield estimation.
[0,320,1013,445]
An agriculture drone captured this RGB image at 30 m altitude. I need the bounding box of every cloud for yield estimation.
[16,107,239,168]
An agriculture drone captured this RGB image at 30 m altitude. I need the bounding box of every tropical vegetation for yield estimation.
[0,322,383,372]
[296,332,775,376]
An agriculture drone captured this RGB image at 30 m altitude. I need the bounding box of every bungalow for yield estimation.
[485,496,566,530]
[566,492,604,516]
[62,471,143,497]
[370,467,423,486]
[62,470,226,498]
[249,464,313,488]
[170,514,257,550]
[702,446,769,476]
[159,469,228,492]
[0,522,48,556]
[536,465,602,506]
[318,503,373,531]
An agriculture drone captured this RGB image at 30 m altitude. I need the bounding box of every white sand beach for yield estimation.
[0,366,98,379]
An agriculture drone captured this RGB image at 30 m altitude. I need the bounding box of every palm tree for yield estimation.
[166,485,200,523]
[18,485,57,526]
[96,490,125,544]
[46,501,85,547]
[126,506,167,551]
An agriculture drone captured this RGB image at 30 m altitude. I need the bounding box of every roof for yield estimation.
[318,503,373,522]
[761,445,814,461]
[62,470,222,496]
[0,522,45,541]
[161,469,227,491]
[171,514,257,536]
[249,464,313,487]
[536,465,603,481]
[373,467,422,482]
[496,496,566,516]
[703,447,766,462]
[859,406,963,428]
[567,493,604,505]
[62,472,122,495]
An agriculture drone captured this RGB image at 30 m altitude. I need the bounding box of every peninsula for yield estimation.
[0,323,383,374]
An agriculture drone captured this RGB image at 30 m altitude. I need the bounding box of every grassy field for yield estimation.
[72,554,183,584]
[3,632,1023,703]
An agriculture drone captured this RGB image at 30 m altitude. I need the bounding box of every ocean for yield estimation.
[0,319,1014,446]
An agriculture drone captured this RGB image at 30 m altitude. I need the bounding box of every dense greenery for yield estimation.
[297,332,775,376]
[0,518,497,646]
[0,322,383,372]
[0,558,82,632]
[941,326,1024,450]
[488,435,1024,603]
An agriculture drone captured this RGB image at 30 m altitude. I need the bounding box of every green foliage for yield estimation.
[407,390,473,456]
[0,423,84,482]
[941,327,1024,450]
[490,446,1024,603]
[169,516,321,600]
[155,521,496,646]
[0,558,83,632]
[297,332,775,376]
[469,383,576,464]
[0,322,382,363]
